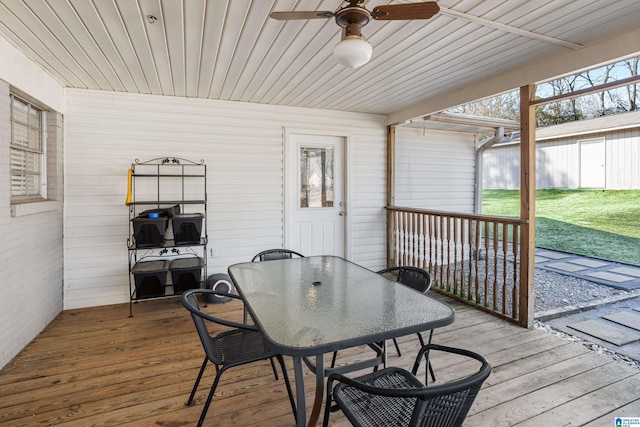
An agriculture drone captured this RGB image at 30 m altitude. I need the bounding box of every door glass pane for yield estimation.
[300,147,334,208]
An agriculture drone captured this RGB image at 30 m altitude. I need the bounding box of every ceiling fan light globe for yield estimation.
[333,35,372,68]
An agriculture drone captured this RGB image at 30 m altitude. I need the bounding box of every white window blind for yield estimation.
[10,95,45,201]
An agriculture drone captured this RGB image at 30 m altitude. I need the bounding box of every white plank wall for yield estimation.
[394,127,476,213]
[64,89,387,309]
[0,39,65,370]
[0,94,64,369]
[484,126,640,190]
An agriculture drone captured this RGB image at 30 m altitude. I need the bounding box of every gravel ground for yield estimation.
[533,268,640,369]
[533,268,629,313]
[535,319,640,369]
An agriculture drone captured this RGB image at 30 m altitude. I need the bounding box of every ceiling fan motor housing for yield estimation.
[335,6,371,28]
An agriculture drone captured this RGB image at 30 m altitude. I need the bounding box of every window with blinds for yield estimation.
[10,95,45,202]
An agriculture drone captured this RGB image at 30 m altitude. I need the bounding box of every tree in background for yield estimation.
[448,55,639,127]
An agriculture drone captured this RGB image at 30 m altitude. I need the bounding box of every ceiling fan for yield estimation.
[270,0,440,68]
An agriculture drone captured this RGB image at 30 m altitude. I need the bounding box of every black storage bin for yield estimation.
[171,213,204,245]
[132,216,168,247]
[131,259,168,299]
[170,257,204,294]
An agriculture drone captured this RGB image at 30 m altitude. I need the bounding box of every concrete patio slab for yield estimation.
[568,319,640,346]
[535,255,551,264]
[603,312,640,332]
[546,262,588,273]
[586,271,635,283]
[567,258,609,268]
[536,250,572,260]
[611,266,640,278]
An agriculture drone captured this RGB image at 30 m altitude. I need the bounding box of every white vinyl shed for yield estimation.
[484,110,640,190]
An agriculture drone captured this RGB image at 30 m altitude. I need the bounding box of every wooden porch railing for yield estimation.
[387,206,530,325]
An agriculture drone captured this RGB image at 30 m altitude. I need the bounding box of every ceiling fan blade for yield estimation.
[269,11,334,20]
[372,2,440,20]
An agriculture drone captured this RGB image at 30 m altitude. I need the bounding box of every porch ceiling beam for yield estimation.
[387,27,640,126]
[531,74,640,106]
[439,7,582,50]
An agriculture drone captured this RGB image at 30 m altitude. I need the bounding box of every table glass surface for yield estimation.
[228,256,455,356]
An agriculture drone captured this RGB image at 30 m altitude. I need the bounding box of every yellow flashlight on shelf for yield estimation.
[125,168,132,206]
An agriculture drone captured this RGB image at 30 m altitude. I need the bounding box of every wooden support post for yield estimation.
[387,126,396,267]
[519,85,536,328]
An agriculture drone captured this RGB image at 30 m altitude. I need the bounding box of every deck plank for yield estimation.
[1,293,639,426]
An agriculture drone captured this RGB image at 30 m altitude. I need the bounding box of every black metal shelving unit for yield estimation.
[127,157,207,317]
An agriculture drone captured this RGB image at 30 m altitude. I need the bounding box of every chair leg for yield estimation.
[187,357,209,406]
[428,360,436,383]
[197,367,225,427]
[330,351,338,368]
[323,379,335,427]
[276,355,297,423]
[392,338,402,356]
[419,331,436,383]
[270,357,279,380]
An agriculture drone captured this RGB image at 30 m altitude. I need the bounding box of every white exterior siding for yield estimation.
[64,89,387,309]
[394,127,476,213]
[0,39,65,370]
[484,122,640,190]
[608,129,640,189]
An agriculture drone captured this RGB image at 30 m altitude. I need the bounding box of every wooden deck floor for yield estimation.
[2,293,640,426]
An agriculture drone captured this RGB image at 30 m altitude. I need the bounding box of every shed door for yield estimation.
[580,138,605,188]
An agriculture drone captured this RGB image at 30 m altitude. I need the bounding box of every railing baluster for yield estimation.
[402,212,409,265]
[512,224,519,318]
[436,215,442,291]
[502,223,508,315]
[421,213,427,271]
[492,221,499,312]
[428,213,434,277]
[453,217,459,296]
[469,218,473,301]
[463,218,469,299]
[411,212,420,265]
[483,221,490,307]
[400,210,404,264]
[395,210,400,264]
[474,218,480,304]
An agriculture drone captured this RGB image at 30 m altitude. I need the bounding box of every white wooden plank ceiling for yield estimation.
[1,0,639,118]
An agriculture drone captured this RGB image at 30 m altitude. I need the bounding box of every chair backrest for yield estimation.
[181,289,248,364]
[377,266,431,293]
[329,344,490,427]
[251,249,305,262]
[411,344,491,427]
[182,290,216,361]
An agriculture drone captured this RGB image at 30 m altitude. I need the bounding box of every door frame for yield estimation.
[283,127,353,259]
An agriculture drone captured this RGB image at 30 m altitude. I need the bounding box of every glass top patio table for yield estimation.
[229,255,455,356]
[228,255,455,426]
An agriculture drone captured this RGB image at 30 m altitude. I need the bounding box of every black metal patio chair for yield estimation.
[251,248,305,262]
[323,344,491,427]
[376,266,433,358]
[181,289,297,427]
[331,266,436,381]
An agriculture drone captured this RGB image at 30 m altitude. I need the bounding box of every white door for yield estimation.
[580,138,606,188]
[286,134,345,257]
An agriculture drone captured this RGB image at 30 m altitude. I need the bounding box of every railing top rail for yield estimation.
[386,205,528,226]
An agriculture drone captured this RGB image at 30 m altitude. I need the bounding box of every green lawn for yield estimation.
[482,189,640,265]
